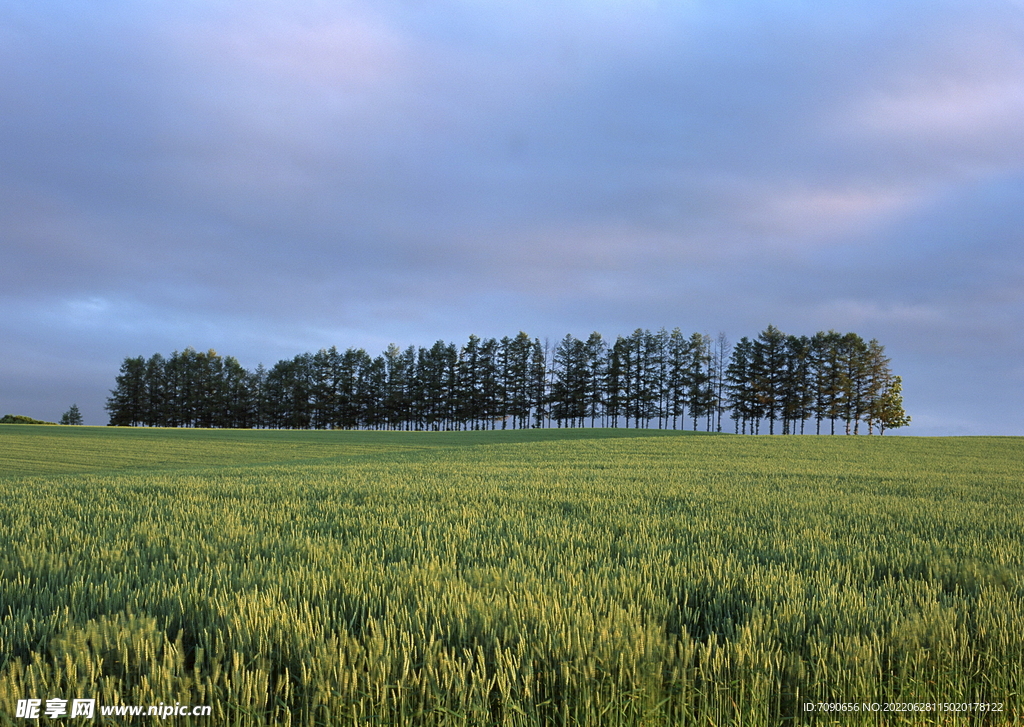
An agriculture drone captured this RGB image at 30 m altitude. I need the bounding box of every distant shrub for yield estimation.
[0,414,57,425]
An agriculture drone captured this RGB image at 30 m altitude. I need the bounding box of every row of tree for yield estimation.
[106,326,910,434]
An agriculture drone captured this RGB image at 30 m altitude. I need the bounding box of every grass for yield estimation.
[0,425,1022,725]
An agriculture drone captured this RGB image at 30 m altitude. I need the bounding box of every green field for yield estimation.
[1,426,1022,726]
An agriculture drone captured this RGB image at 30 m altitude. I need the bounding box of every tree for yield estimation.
[106,356,146,426]
[251,363,268,428]
[780,335,814,434]
[142,353,167,427]
[615,329,660,428]
[725,337,756,434]
[638,329,663,428]
[60,404,84,425]
[456,335,484,430]
[360,355,388,429]
[872,375,911,434]
[310,348,340,429]
[809,331,843,435]
[650,329,670,429]
[415,341,458,430]
[752,325,788,434]
[550,334,588,428]
[383,344,415,430]
[264,354,314,429]
[478,338,503,429]
[222,356,254,428]
[500,333,533,429]
[836,333,869,435]
[605,338,625,428]
[684,332,713,431]
[584,332,607,427]
[666,328,690,430]
[859,339,893,435]
[161,351,185,427]
[529,337,548,428]
[711,332,731,433]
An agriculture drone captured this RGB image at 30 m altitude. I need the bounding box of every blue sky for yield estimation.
[2,0,1023,434]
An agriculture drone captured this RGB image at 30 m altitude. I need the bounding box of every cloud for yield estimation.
[1,0,1023,433]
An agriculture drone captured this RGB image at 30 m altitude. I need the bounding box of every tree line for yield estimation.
[105,325,910,434]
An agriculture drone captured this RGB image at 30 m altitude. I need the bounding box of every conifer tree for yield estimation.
[478,338,503,429]
[725,337,755,434]
[752,325,787,434]
[530,337,548,428]
[684,332,713,431]
[383,344,414,430]
[711,332,731,433]
[360,355,387,429]
[605,338,625,428]
[142,353,166,427]
[584,332,606,427]
[501,333,533,429]
[809,331,843,434]
[222,356,254,428]
[651,329,670,429]
[60,404,83,425]
[780,335,814,434]
[666,328,689,430]
[836,333,869,434]
[551,334,587,428]
[106,356,146,426]
[456,334,484,430]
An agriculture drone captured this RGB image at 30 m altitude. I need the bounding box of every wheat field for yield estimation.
[1,425,1021,725]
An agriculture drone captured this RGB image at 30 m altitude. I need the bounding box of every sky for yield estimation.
[2,0,1023,435]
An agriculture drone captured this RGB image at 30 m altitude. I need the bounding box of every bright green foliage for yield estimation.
[1,427,1022,726]
[872,375,912,434]
[0,414,56,425]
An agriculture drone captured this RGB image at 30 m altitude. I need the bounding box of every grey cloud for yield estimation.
[1,0,1022,433]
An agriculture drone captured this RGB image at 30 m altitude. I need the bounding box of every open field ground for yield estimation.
[1,426,1022,726]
